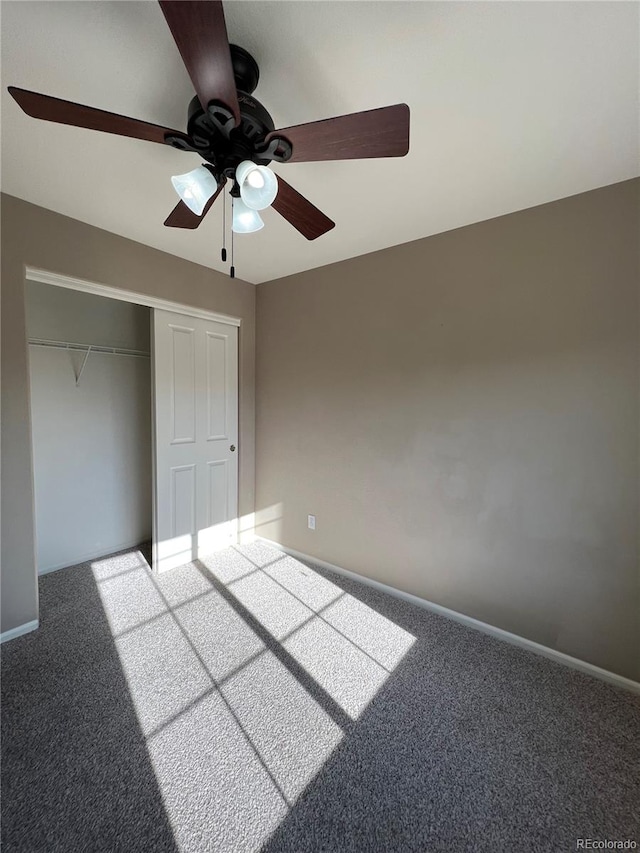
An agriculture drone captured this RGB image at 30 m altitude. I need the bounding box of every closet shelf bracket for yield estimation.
[75,346,92,386]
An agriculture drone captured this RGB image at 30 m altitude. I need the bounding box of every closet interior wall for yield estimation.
[26,281,152,573]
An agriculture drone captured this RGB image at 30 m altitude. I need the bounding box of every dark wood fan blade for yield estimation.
[7,87,187,145]
[271,176,335,240]
[159,0,240,127]
[164,178,226,229]
[267,103,410,162]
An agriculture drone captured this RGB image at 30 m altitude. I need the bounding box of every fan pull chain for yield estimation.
[230,198,235,279]
[221,188,227,263]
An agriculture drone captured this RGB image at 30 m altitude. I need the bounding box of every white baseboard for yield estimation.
[1,619,39,644]
[38,538,149,575]
[257,537,640,696]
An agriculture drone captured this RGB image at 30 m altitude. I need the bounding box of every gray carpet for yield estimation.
[2,542,639,852]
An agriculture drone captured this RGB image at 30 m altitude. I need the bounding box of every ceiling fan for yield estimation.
[8,0,410,246]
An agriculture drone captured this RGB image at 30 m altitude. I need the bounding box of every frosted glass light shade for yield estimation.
[232,198,264,233]
[171,166,219,215]
[236,160,278,210]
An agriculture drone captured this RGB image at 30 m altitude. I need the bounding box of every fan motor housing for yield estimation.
[187,91,275,144]
[185,93,275,174]
[166,44,292,178]
[230,44,260,95]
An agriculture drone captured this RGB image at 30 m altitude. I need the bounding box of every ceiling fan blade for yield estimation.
[7,87,188,145]
[267,103,410,162]
[271,176,335,240]
[159,0,240,127]
[164,178,226,229]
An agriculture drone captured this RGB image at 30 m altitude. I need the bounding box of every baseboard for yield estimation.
[38,539,149,575]
[1,620,39,644]
[257,537,640,696]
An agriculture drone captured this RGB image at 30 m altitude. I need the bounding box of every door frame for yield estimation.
[25,267,241,328]
[25,266,242,572]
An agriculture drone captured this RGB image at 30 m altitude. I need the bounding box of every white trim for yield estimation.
[1,620,39,644]
[257,538,640,696]
[25,267,242,327]
[37,539,149,576]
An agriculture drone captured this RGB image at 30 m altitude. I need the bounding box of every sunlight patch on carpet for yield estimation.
[91,543,415,852]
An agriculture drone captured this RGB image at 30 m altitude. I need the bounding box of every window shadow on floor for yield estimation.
[1,560,179,853]
[256,559,640,853]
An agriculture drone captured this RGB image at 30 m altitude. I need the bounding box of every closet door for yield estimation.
[152,309,238,573]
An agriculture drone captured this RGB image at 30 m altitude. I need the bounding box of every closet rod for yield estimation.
[28,338,150,358]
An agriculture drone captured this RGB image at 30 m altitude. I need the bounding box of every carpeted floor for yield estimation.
[2,542,639,852]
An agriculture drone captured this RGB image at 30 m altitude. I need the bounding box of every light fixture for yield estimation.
[235,160,278,210]
[247,170,265,189]
[232,197,264,233]
[170,165,219,216]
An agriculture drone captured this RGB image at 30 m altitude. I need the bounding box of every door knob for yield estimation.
[230,445,236,452]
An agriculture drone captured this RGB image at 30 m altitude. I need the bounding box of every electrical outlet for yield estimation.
[308,514,316,531]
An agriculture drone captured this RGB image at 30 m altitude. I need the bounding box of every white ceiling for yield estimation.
[1,1,638,285]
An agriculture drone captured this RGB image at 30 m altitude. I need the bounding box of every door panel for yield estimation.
[170,325,196,444]
[207,460,228,526]
[171,464,196,537]
[206,333,227,440]
[153,309,238,573]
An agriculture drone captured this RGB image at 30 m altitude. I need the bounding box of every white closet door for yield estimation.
[152,309,238,573]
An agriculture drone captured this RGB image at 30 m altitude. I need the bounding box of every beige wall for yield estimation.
[26,279,151,352]
[256,179,640,680]
[1,193,256,634]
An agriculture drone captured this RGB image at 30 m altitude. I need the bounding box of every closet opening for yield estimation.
[26,280,153,574]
